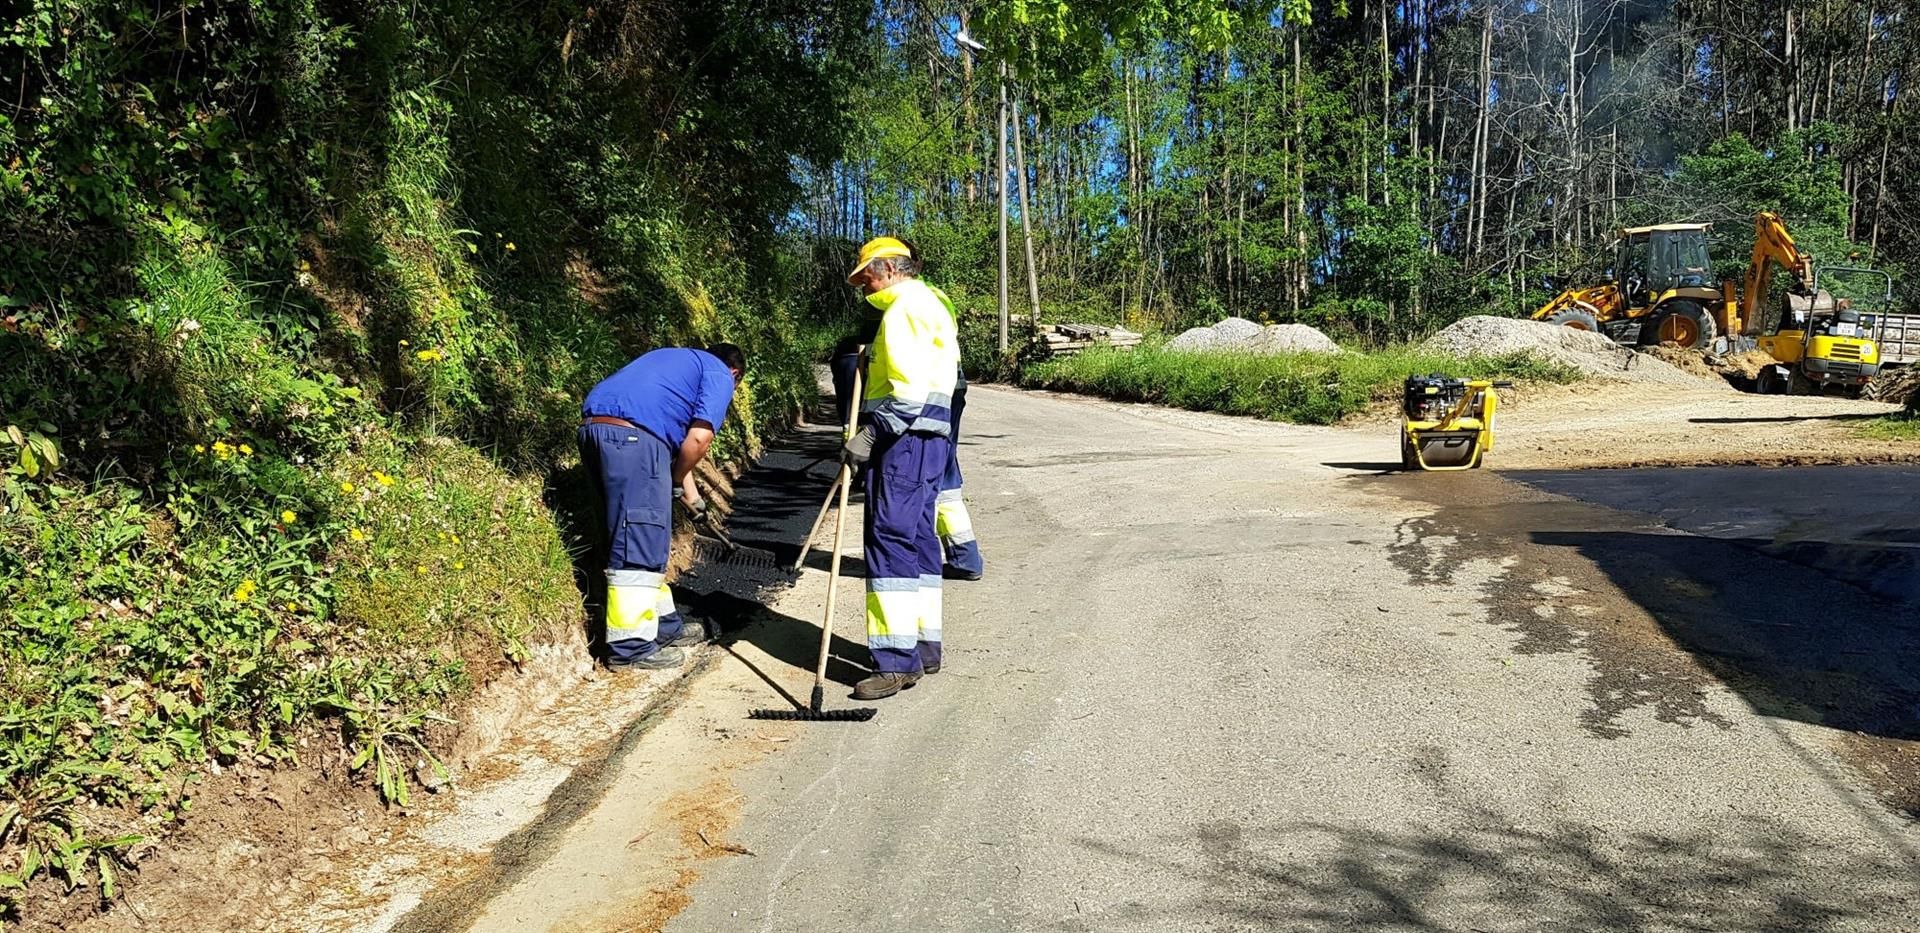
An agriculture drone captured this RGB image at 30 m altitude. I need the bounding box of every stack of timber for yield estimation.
[1036,322,1143,357]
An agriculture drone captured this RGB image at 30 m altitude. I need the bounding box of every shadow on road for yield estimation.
[676,589,872,689]
[1688,414,1886,424]
[1052,810,1919,931]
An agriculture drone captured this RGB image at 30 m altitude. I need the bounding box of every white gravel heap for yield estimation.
[1165,326,1218,351]
[1251,323,1341,354]
[1210,316,1265,345]
[1165,317,1341,354]
[1422,315,1702,385]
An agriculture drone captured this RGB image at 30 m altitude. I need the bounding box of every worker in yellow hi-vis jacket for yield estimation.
[840,237,960,701]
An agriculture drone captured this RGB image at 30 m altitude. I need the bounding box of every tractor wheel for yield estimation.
[1545,306,1602,332]
[1641,300,1717,349]
[1789,369,1817,396]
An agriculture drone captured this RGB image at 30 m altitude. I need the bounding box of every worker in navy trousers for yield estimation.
[579,343,745,670]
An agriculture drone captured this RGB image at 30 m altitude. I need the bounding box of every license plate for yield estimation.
[1835,323,1857,337]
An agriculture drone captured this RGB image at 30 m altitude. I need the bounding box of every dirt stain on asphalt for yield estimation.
[1367,469,1920,820]
[1376,471,1730,740]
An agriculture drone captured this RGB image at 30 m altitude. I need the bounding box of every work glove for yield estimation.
[678,484,707,516]
[841,425,876,466]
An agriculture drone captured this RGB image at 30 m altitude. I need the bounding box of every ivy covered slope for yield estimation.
[0,0,867,907]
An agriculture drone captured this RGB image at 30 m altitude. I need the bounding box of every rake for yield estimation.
[687,509,781,570]
[750,363,876,722]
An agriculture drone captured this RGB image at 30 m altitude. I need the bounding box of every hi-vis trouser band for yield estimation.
[606,568,676,644]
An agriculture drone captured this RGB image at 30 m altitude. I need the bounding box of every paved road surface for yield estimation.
[463,386,1920,932]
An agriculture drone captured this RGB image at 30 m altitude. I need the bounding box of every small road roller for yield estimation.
[1400,375,1512,471]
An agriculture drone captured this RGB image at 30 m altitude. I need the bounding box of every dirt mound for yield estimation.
[1423,315,1708,386]
[1717,350,1778,380]
[1640,345,1722,381]
[1865,366,1920,407]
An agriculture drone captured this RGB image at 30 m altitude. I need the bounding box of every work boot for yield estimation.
[852,671,921,700]
[606,645,684,672]
[667,620,707,647]
[942,565,984,582]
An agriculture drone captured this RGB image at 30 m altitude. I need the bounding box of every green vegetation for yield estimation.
[826,1,1917,340]
[1858,413,1920,441]
[1023,345,1579,425]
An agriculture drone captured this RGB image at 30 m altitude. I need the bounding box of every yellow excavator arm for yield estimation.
[1740,211,1814,335]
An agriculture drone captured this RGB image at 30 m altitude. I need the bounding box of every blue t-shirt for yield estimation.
[582,348,736,448]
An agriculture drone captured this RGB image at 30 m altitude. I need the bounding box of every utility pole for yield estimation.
[1011,91,1041,328]
[997,60,1011,354]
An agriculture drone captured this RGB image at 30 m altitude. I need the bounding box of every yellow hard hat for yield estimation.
[847,236,912,283]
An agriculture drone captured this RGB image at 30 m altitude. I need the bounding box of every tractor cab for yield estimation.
[1601,223,1724,346]
[1614,224,1715,305]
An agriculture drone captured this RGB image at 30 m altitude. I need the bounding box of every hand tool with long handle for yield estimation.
[750,363,875,722]
[790,479,839,573]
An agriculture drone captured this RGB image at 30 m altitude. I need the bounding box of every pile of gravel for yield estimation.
[1165,317,1341,355]
[1423,315,1705,386]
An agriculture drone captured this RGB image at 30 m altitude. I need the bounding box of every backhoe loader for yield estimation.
[1531,212,1880,394]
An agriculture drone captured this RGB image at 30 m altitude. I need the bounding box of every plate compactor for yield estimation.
[1400,375,1511,471]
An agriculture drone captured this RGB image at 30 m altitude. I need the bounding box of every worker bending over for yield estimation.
[579,343,745,670]
[843,237,959,700]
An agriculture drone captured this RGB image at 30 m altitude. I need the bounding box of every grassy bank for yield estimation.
[0,1,867,918]
[1021,344,1581,424]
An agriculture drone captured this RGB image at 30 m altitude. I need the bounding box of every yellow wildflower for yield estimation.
[415,348,444,362]
[373,471,394,487]
[194,444,206,454]
[340,480,356,494]
[453,561,466,571]
[504,242,517,253]
[285,602,299,612]
[398,339,410,347]
[349,528,366,542]
[450,533,461,545]
[281,509,297,524]
[416,564,428,575]
[239,443,254,456]
[232,579,257,603]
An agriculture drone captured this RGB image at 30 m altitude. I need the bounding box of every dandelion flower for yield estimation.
[505,242,517,253]
[399,339,410,347]
[340,480,355,494]
[416,564,428,575]
[349,528,366,542]
[239,443,254,456]
[415,348,444,362]
[285,602,299,612]
[374,471,395,487]
[194,444,206,454]
[454,561,466,571]
[232,579,257,603]
[281,510,297,524]
[451,533,461,545]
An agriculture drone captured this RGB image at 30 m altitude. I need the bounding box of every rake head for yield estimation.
[688,534,781,569]
[747,707,876,722]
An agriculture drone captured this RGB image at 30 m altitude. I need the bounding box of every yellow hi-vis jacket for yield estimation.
[863,278,960,437]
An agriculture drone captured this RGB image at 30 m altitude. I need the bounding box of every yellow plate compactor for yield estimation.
[1400,375,1511,471]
